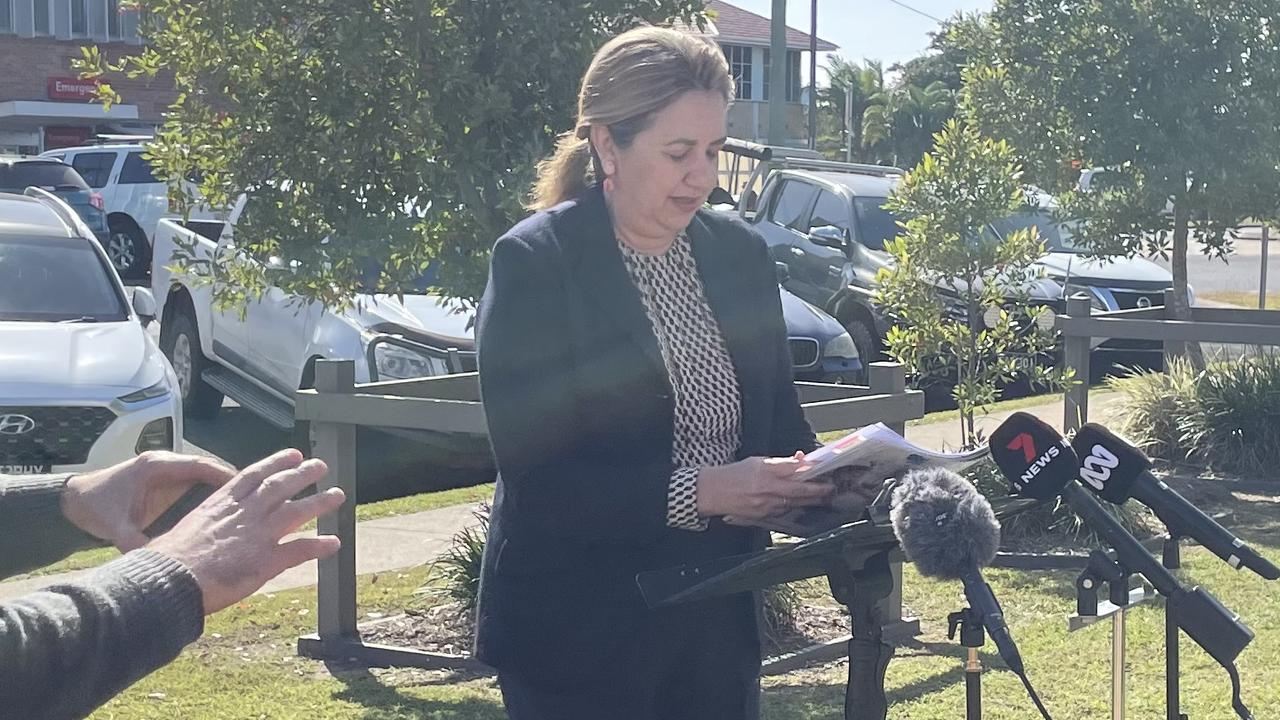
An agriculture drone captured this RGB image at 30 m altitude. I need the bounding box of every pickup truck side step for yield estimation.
[201,367,296,430]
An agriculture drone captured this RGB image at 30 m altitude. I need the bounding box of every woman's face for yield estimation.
[595,90,728,240]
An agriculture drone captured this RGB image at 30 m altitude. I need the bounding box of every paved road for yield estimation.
[1150,234,1278,299]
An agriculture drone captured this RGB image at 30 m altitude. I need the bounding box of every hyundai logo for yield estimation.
[1136,296,1152,309]
[0,414,36,436]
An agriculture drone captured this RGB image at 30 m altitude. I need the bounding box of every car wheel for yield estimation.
[160,311,224,419]
[106,218,151,282]
[845,318,881,386]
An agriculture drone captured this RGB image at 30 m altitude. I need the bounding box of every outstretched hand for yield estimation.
[147,449,345,614]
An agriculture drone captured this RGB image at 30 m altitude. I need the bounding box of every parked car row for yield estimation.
[0,188,181,476]
[149,203,864,446]
[720,140,1187,375]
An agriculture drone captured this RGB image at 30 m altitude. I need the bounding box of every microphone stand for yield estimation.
[947,607,986,720]
[1163,534,1188,720]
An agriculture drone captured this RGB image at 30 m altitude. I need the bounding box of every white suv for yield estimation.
[0,188,182,474]
[40,137,218,283]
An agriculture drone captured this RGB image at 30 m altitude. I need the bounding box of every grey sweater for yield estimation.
[0,474,204,719]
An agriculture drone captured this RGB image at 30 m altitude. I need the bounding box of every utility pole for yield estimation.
[768,0,787,146]
[808,0,818,150]
[844,81,853,162]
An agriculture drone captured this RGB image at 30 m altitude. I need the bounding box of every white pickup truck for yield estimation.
[149,214,492,480]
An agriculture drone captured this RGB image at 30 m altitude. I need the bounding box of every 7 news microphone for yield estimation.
[890,467,1052,719]
[989,412,1256,720]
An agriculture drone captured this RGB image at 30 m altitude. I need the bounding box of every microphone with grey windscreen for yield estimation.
[891,467,1052,719]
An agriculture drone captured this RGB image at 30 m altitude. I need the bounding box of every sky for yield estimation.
[726,0,994,84]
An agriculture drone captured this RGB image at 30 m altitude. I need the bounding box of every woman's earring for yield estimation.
[603,176,616,193]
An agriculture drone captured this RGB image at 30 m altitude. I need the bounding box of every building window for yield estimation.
[70,0,87,36]
[723,44,752,101]
[763,49,803,103]
[107,0,119,38]
[33,0,49,35]
[0,1,12,33]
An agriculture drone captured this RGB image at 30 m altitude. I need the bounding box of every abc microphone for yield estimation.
[1072,423,1279,580]
[891,467,1052,719]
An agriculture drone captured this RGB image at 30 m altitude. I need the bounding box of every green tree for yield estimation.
[78,0,704,308]
[861,80,953,168]
[816,56,883,161]
[877,119,1067,448]
[893,12,993,94]
[966,0,1280,364]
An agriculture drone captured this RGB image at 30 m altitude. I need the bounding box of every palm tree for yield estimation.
[862,80,953,167]
[818,57,884,161]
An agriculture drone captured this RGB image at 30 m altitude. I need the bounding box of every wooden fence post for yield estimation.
[868,362,907,436]
[1162,288,1181,364]
[866,361,910,633]
[312,360,358,651]
[1063,294,1092,434]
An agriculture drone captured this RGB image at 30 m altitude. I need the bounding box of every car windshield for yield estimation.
[854,196,901,251]
[0,235,128,322]
[0,162,89,192]
[991,211,1089,253]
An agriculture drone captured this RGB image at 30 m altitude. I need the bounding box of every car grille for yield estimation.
[1109,288,1166,311]
[0,406,116,466]
[789,338,820,368]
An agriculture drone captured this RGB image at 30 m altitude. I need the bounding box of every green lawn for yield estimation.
[1200,290,1279,309]
[12,482,496,581]
[87,477,1280,719]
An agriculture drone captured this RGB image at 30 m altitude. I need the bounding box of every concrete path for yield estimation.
[0,501,481,602]
[1,389,1129,600]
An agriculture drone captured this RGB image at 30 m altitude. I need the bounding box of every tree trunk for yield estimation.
[1170,202,1206,370]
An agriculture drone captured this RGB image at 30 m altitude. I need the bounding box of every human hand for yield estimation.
[696,452,835,524]
[818,465,890,516]
[61,451,237,552]
[147,449,345,615]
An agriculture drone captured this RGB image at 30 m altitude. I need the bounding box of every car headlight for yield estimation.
[373,341,449,380]
[822,332,859,360]
[135,418,174,453]
[118,379,171,404]
[1064,285,1108,313]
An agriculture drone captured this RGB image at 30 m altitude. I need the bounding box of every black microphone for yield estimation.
[889,467,1025,675]
[1071,423,1279,580]
[990,412,1256,719]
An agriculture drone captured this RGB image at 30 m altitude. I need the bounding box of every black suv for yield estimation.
[744,163,1176,374]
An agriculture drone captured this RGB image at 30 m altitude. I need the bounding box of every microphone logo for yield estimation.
[1079,444,1120,491]
[1006,433,1037,463]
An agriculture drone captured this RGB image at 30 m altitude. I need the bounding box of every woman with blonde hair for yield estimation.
[474,26,879,719]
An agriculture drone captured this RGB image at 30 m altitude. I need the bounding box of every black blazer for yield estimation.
[473,185,818,681]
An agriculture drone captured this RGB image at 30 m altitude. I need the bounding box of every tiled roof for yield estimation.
[702,0,838,52]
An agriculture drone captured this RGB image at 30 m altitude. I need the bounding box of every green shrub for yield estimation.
[1108,354,1280,476]
[426,503,491,615]
[761,583,803,653]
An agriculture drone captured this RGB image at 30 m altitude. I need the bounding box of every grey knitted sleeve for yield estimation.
[0,474,105,579]
[0,549,205,720]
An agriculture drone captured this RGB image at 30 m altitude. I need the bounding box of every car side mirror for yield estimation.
[707,186,736,207]
[132,287,157,325]
[809,225,848,250]
[775,261,791,285]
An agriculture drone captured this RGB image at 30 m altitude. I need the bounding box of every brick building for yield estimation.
[0,1,174,154]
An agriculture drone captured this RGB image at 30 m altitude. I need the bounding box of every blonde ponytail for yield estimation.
[527,26,734,211]
[529,131,596,212]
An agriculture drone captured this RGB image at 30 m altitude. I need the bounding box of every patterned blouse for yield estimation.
[618,232,743,531]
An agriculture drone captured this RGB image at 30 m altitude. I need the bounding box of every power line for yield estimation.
[883,0,945,24]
